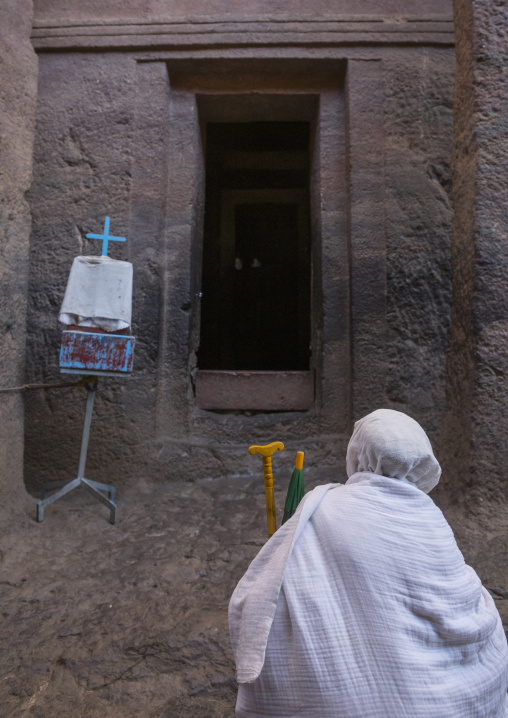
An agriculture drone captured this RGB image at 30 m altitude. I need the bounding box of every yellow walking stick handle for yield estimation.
[249,442,284,538]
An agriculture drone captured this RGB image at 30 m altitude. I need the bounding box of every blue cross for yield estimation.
[86,217,126,257]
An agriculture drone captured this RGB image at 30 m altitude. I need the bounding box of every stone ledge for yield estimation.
[31,17,454,50]
[195,370,314,411]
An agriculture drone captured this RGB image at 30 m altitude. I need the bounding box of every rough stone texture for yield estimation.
[24,52,143,492]
[24,31,455,493]
[25,56,348,493]
[4,2,508,715]
[0,0,38,512]
[347,59,388,420]
[0,472,317,717]
[441,0,508,505]
[0,475,507,717]
[384,48,454,442]
[30,21,455,54]
[34,0,452,21]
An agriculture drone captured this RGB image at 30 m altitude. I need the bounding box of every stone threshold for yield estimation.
[195,370,314,411]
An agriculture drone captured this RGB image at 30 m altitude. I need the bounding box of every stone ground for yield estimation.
[1,474,507,718]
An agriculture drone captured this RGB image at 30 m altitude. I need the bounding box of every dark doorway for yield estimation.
[198,121,311,371]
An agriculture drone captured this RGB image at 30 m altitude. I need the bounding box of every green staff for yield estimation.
[282,451,305,524]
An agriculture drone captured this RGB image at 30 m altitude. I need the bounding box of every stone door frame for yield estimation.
[129,56,386,457]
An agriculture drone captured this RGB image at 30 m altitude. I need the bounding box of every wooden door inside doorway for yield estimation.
[198,120,311,372]
[221,190,310,370]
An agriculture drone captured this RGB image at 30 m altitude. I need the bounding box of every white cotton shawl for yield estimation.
[346,408,441,493]
[229,411,508,718]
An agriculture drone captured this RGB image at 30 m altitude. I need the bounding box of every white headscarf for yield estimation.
[346,408,441,493]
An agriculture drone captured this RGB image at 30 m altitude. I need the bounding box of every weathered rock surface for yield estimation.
[0,473,314,717]
[0,0,38,512]
[442,0,508,503]
[24,38,455,494]
[3,1,508,715]
[0,475,507,717]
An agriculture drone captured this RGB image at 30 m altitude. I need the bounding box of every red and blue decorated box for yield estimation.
[59,330,135,374]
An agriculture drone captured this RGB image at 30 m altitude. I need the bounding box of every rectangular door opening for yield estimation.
[198,121,311,372]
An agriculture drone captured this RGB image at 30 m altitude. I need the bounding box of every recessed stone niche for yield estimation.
[149,59,351,426]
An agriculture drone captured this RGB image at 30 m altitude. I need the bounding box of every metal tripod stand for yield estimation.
[36,377,117,524]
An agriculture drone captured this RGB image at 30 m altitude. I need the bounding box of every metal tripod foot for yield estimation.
[37,477,117,524]
[36,378,117,525]
[40,478,115,502]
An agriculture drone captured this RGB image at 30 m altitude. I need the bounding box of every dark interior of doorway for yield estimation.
[198,121,311,371]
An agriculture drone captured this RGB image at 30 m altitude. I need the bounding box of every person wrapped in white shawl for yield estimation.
[229,409,508,717]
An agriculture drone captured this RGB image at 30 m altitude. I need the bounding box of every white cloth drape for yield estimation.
[59,255,133,332]
[229,411,508,717]
[346,408,441,493]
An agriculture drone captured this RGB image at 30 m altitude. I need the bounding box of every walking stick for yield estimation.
[248,441,284,538]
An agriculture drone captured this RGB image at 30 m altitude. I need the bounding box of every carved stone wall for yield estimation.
[441,0,508,503]
[0,0,38,510]
[25,0,455,491]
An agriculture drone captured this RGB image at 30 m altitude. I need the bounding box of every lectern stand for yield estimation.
[37,217,135,525]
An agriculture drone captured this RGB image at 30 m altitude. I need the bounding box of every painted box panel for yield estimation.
[59,331,135,373]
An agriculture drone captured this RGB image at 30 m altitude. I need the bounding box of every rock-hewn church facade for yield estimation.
[1,0,507,509]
